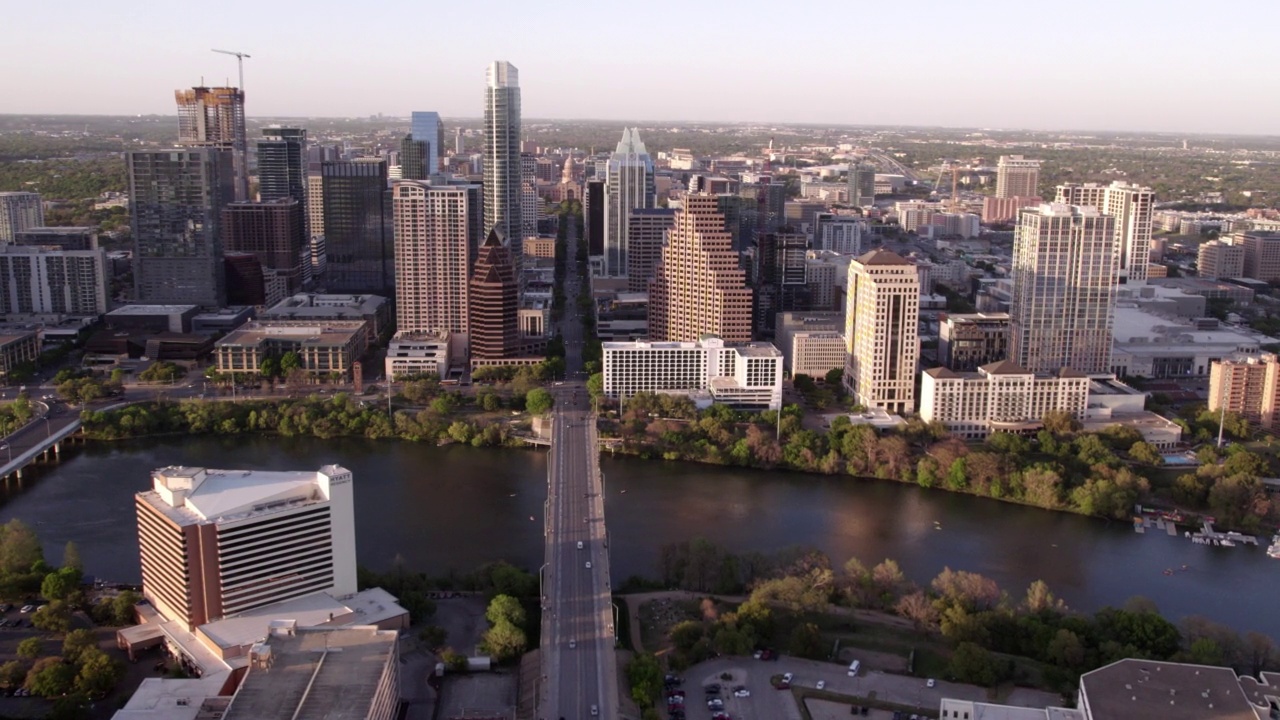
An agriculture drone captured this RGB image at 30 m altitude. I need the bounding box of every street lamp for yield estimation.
[43,416,50,439]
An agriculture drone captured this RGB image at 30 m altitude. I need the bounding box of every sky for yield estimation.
[3,0,1278,135]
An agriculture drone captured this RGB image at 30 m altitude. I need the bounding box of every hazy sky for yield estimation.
[4,0,1277,134]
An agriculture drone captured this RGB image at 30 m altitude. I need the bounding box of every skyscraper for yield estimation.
[995,155,1041,199]
[0,245,109,315]
[848,162,876,207]
[0,192,44,244]
[626,208,676,293]
[1010,204,1117,374]
[399,134,429,181]
[221,198,308,296]
[469,229,520,360]
[648,195,753,343]
[410,111,444,176]
[603,128,656,277]
[320,159,391,294]
[483,62,522,259]
[129,148,234,306]
[584,180,605,257]
[1055,181,1154,282]
[392,180,482,335]
[176,87,248,201]
[257,127,308,232]
[843,249,920,414]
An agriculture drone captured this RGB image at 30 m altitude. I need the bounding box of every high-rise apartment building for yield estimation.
[392,180,482,336]
[483,62,523,259]
[0,245,109,315]
[320,159,391,294]
[135,464,357,630]
[995,155,1040,199]
[813,213,864,255]
[626,208,675,293]
[307,175,325,237]
[1198,240,1245,279]
[1010,204,1116,374]
[1055,181,1154,281]
[257,127,309,235]
[176,87,248,201]
[843,249,920,414]
[0,192,44,244]
[648,195,753,343]
[848,162,876,207]
[1209,354,1280,433]
[603,128,656,277]
[13,226,96,251]
[1240,231,1280,282]
[129,148,234,306]
[221,199,308,296]
[399,135,429,181]
[469,229,520,360]
[410,111,444,175]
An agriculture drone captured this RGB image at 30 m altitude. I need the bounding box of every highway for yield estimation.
[541,215,619,720]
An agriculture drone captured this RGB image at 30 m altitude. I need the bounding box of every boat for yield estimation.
[1267,534,1280,559]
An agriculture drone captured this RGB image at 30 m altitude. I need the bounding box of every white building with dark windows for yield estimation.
[603,337,782,409]
[921,360,1091,439]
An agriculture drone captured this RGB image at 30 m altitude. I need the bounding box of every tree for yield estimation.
[0,519,45,576]
[525,388,554,415]
[1042,410,1080,435]
[440,647,468,672]
[1128,441,1163,466]
[1023,580,1064,614]
[418,625,447,651]
[587,372,604,399]
[25,657,75,697]
[824,367,843,386]
[787,622,825,659]
[1046,628,1086,668]
[110,591,140,626]
[895,591,939,631]
[480,619,527,662]
[0,661,25,688]
[42,566,82,603]
[62,630,96,664]
[626,654,663,710]
[61,542,83,575]
[671,621,705,652]
[485,594,526,629]
[74,648,122,698]
[948,642,1006,687]
[259,357,279,379]
[17,637,41,660]
[279,351,301,374]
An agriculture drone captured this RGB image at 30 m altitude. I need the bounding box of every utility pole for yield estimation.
[211,49,251,90]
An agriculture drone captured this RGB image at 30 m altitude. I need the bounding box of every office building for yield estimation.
[391,179,482,336]
[1198,239,1245,279]
[523,236,556,259]
[776,312,845,378]
[754,230,810,336]
[0,245,109,316]
[1055,181,1155,281]
[1010,204,1116,375]
[848,162,876,206]
[602,337,782,410]
[483,61,523,259]
[0,192,45,243]
[805,258,839,311]
[257,127,308,236]
[603,128,656,277]
[921,361,1090,440]
[13,226,97,251]
[585,180,605,257]
[410,111,444,176]
[221,199,308,296]
[261,292,390,341]
[843,249,920,414]
[215,320,369,378]
[995,155,1040,199]
[938,312,1011,371]
[981,195,1041,224]
[626,208,675,293]
[321,159,391,294]
[398,134,428,181]
[385,331,453,380]
[813,213,864,255]
[1241,231,1280,282]
[175,87,248,201]
[129,148,234,307]
[0,332,39,379]
[306,175,325,237]
[469,229,520,361]
[135,464,357,630]
[648,195,753,343]
[1209,353,1280,433]
[224,252,269,306]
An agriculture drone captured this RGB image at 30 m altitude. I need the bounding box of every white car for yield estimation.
[591,705,598,716]
[585,561,592,569]
[927,678,936,688]
[816,680,825,690]
[569,640,576,649]
[733,689,750,697]
[782,672,793,683]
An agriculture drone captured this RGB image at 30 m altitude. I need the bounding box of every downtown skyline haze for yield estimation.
[3,0,1279,134]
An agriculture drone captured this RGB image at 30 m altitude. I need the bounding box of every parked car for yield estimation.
[733,689,750,698]
[927,678,936,688]
[816,680,825,690]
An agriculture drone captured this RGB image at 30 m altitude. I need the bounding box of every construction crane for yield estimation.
[211,48,251,90]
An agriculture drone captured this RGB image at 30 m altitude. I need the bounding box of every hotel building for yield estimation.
[603,337,782,410]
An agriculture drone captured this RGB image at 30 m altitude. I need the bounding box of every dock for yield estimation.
[1186,521,1259,547]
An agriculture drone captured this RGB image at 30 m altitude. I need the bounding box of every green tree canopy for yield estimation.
[525,388,554,415]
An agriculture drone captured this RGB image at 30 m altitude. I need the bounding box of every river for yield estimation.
[1,436,1275,639]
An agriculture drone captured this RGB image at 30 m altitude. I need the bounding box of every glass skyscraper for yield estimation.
[603,128,655,277]
[410,111,444,176]
[483,62,522,259]
[258,127,309,233]
[320,159,391,294]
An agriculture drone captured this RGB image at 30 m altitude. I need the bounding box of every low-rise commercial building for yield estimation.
[0,331,39,378]
[385,331,454,380]
[1149,277,1253,306]
[594,290,648,342]
[776,312,845,377]
[214,320,368,378]
[603,336,783,410]
[938,313,1011,371]
[921,360,1090,440]
[1111,306,1274,378]
[522,235,556,259]
[260,293,391,344]
[106,304,201,334]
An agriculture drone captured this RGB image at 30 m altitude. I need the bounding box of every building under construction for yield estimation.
[176,86,248,201]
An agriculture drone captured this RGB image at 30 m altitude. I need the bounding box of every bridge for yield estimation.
[0,402,83,481]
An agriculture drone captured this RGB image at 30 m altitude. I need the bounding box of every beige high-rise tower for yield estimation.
[391,180,482,335]
[996,155,1040,199]
[1010,204,1117,374]
[843,249,920,414]
[1055,181,1154,281]
[648,194,753,343]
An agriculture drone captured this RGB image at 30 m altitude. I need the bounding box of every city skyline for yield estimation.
[3,0,1279,135]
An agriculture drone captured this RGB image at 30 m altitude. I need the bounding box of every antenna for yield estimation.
[211,49,251,91]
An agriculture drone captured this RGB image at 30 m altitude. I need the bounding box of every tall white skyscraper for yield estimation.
[995,155,1041,199]
[1010,203,1117,374]
[843,249,920,414]
[1055,181,1154,282]
[483,61,522,258]
[603,128,656,277]
[0,192,44,244]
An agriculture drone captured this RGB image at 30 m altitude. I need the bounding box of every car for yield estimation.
[816,680,825,690]
[927,678,936,688]
[707,699,724,710]
[19,605,32,614]
[733,689,750,697]
[577,541,584,549]
[753,650,763,659]
[591,705,598,716]
[782,672,793,683]
[569,640,576,649]
[585,561,592,569]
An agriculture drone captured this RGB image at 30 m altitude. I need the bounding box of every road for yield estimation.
[542,216,619,720]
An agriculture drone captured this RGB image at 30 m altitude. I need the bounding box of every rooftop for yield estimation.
[221,625,397,720]
[217,321,366,348]
[111,677,229,720]
[107,305,198,316]
[142,465,346,525]
[1079,659,1256,720]
[1113,306,1278,347]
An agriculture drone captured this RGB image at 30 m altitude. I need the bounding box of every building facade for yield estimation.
[410,111,444,176]
[469,229,520,361]
[981,195,1040,224]
[0,245,109,316]
[1208,353,1280,433]
[385,331,453,381]
[306,175,325,238]
[135,464,357,630]
[0,333,39,379]
[320,159,390,294]
[626,208,674,293]
[603,128,656,277]
[0,192,44,243]
[995,155,1040,199]
[584,180,605,257]
[175,87,248,201]
[843,249,920,414]
[129,148,234,307]
[921,361,1090,439]
[1198,239,1245,279]
[813,213,864,255]
[13,226,97,251]
[602,337,782,410]
[648,195,753,343]
[938,312,1011,371]
[214,321,369,378]
[391,180,481,337]
[221,199,308,297]
[257,127,308,236]
[1241,231,1280,282]
[848,162,876,207]
[1010,204,1116,375]
[483,62,523,262]
[1055,181,1155,282]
